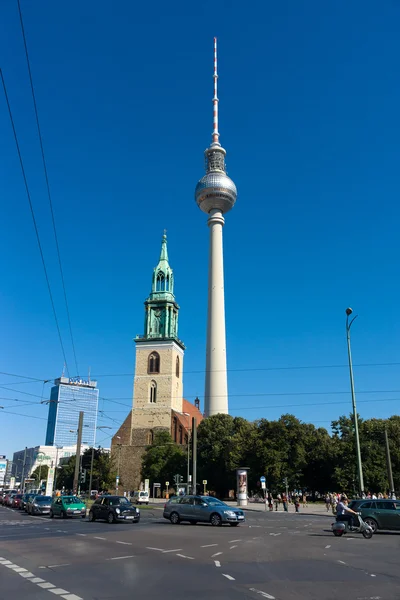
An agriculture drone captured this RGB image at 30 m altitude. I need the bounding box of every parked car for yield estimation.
[132,490,149,505]
[89,495,140,524]
[21,493,36,512]
[50,496,86,519]
[348,499,400,533]
[163,495,245,526]
[27,495,52,516]
[5,492,17,507]
[11,494,23,509]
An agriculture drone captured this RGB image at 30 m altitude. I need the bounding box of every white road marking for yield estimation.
[49,588,69,595]
[370,574,376,577]
[116,541,132,545]
[93,536,106,540]
[249,588,276,599]
[38,582,56,589]
[76,533,86,536]
[212,552,223,557]
[19,571,34,578]
[229,545,237,549]
[229,539,240,543]
[48,564,71,568]
[5,563,18,568]
[29,577,45,583]
[214,560,221,567]
[61,595,83,600]
[162,548,182,553]
[106,555,135,561]
[269,533,281,536]
[176,554,194,560]
[12,567,27,572]
[201,543,218,547]
[338,560,346,564]
[222,574,235,581]
[146,547,165,551]
[325,545,331,549]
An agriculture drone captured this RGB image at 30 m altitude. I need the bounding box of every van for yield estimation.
[133,490,149,505]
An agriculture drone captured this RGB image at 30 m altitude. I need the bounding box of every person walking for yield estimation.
[325,494,331,512]
[282,493,288,512]
[267,492,273,511]
[302,493,307,508]
[294,495,300,513]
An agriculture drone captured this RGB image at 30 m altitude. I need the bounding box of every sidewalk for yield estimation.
[225,500,334,517]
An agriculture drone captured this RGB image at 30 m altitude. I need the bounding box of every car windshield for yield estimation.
[139,492,148,497]
[63,497,82,505]
[203,498,226,507]
[110,497,130,506]
[36,496,52,503]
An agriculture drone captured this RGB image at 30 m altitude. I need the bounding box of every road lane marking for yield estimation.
[176,554,194,560]
[116,541,132,545]
[106,555,135,561]
[19,571,35,578]
[229,539,240,543]
[76,533,86,536]
[249,588,275,599]
[338,560,346,564]
[49,588,69,595]
[162,548,182,553]
[212,552,223,557]
[201,543,218,547]
[38,582,56,589]
[214,560,221,567]
[229,545,237,550]
[61,595,83,600]
[93,536,106,540]
[48,564,71,568]
[222,574,235,581]
[12,567,27,572]
[29,578,45,583]
[146,547,165,551]
[269,533,281,536]
[325,545,331,549]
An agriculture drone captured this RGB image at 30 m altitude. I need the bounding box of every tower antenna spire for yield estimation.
[212,37,220,145]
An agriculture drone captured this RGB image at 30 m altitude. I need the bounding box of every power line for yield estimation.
[229,397,400,411]
[16,0,79,376]
[0,69,70,376]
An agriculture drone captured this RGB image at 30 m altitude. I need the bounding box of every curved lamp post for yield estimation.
[345,307,364,496]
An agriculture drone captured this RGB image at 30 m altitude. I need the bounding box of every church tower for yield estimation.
[132,233,185,430]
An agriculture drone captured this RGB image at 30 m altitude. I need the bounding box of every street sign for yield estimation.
[261,481,266,490]
[144,479,150,493]
[154,483,161,488]
[46,467,55,496]
[116,476,120,483]
[260,476,266,482]
[165,481,169,486]
[203,480,207,485]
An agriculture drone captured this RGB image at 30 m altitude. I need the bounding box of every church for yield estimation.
[111,233,203,493]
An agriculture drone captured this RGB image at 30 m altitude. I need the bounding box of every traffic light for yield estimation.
[174,474,183,484]
[80,470,86,483]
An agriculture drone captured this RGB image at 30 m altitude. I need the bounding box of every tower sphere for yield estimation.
[195,171,237,214]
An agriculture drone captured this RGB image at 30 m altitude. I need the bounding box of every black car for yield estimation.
[89,495,140,524]
[21,493,36,511]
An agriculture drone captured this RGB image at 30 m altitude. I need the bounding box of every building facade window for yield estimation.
[146,431,154,445]
[156,272,165,291]
[148,352,160,374]
[150,381,157,403]
[179,425,183,444]
[176,356,180,378]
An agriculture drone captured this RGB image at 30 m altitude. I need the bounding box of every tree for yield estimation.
[141,430,186,488]
[31,464,49,485]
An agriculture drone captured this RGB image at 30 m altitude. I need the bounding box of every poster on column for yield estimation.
[236,468,248,506]
[45,467,55,496]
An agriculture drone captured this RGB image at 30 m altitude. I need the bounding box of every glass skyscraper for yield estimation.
[45,377,99,447]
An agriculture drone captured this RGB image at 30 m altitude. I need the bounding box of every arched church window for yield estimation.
[149,381,157,403]
[156,271,165,291]
[166,275,170,291]
[176,356,180,378]
[146,431,154,445]
[148,352,160,374]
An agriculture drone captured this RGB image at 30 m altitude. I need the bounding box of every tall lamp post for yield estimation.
[345,307,364,496]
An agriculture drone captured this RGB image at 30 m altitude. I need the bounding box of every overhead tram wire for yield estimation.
[0,69,70,376]
[16,0,79,376]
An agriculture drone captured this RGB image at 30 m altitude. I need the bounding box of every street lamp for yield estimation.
[345,307,364,496]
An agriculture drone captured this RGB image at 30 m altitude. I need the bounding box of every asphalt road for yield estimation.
[0,504,399,600]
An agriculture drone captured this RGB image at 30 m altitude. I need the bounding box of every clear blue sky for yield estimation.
[1,0,399,459]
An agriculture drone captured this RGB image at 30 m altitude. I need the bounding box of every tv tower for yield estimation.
[195,38,237,417]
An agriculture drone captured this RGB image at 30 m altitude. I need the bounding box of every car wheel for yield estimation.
[230,522,239,527]
[108,512,115,524]
[170,512,180,525]
[333,530,344,537]
[364,518,378,533]
[61,510,67,519]
[210,513,222,527]
[49,510,54,519]
[88,511,95,522]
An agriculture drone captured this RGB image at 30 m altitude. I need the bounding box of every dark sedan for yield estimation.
[89,495,140,524]
[28,495,52,516]
[348,498,400,533]
[11,494,23,509]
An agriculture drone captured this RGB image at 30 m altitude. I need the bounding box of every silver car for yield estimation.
[163,495,245,527]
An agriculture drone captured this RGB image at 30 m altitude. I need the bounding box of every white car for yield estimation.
[132,491,149,505]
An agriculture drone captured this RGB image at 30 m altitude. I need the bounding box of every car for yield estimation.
[163,495,246,526]
[50,496,86,519]
[27,495,53,516]
[4,492,17,507]
[348,498,400,533]
[11,494,23,509]
[132,490,149,505]
[21,493,36,511]
[89,495,140,524]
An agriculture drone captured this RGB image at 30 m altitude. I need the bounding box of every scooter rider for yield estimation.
[336,494,358,529]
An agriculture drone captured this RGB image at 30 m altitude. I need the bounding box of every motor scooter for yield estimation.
[331,512,373,538]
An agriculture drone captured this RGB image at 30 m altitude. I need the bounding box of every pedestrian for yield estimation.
[267,492,273,511]
[331,494,338,515]
[302,493,307,508]
[282,493,288,512]
[274,494,279,511]
[325,494,331,512]
[294,495,300,513]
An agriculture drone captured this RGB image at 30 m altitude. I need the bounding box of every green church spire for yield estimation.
[138,234,184,349]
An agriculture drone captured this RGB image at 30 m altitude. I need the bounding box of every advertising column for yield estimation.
[236,467,249,507]
[0,456,6,487]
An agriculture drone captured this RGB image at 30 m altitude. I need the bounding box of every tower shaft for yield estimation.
[204,209,228,416]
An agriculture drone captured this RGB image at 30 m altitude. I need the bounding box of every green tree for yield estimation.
[31,464,49,485]
[141,430,186,488]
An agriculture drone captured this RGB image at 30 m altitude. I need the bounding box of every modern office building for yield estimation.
[11,445,91,483]
[45,377,99,447]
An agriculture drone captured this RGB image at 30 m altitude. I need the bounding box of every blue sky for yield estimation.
[1,0,400,458]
